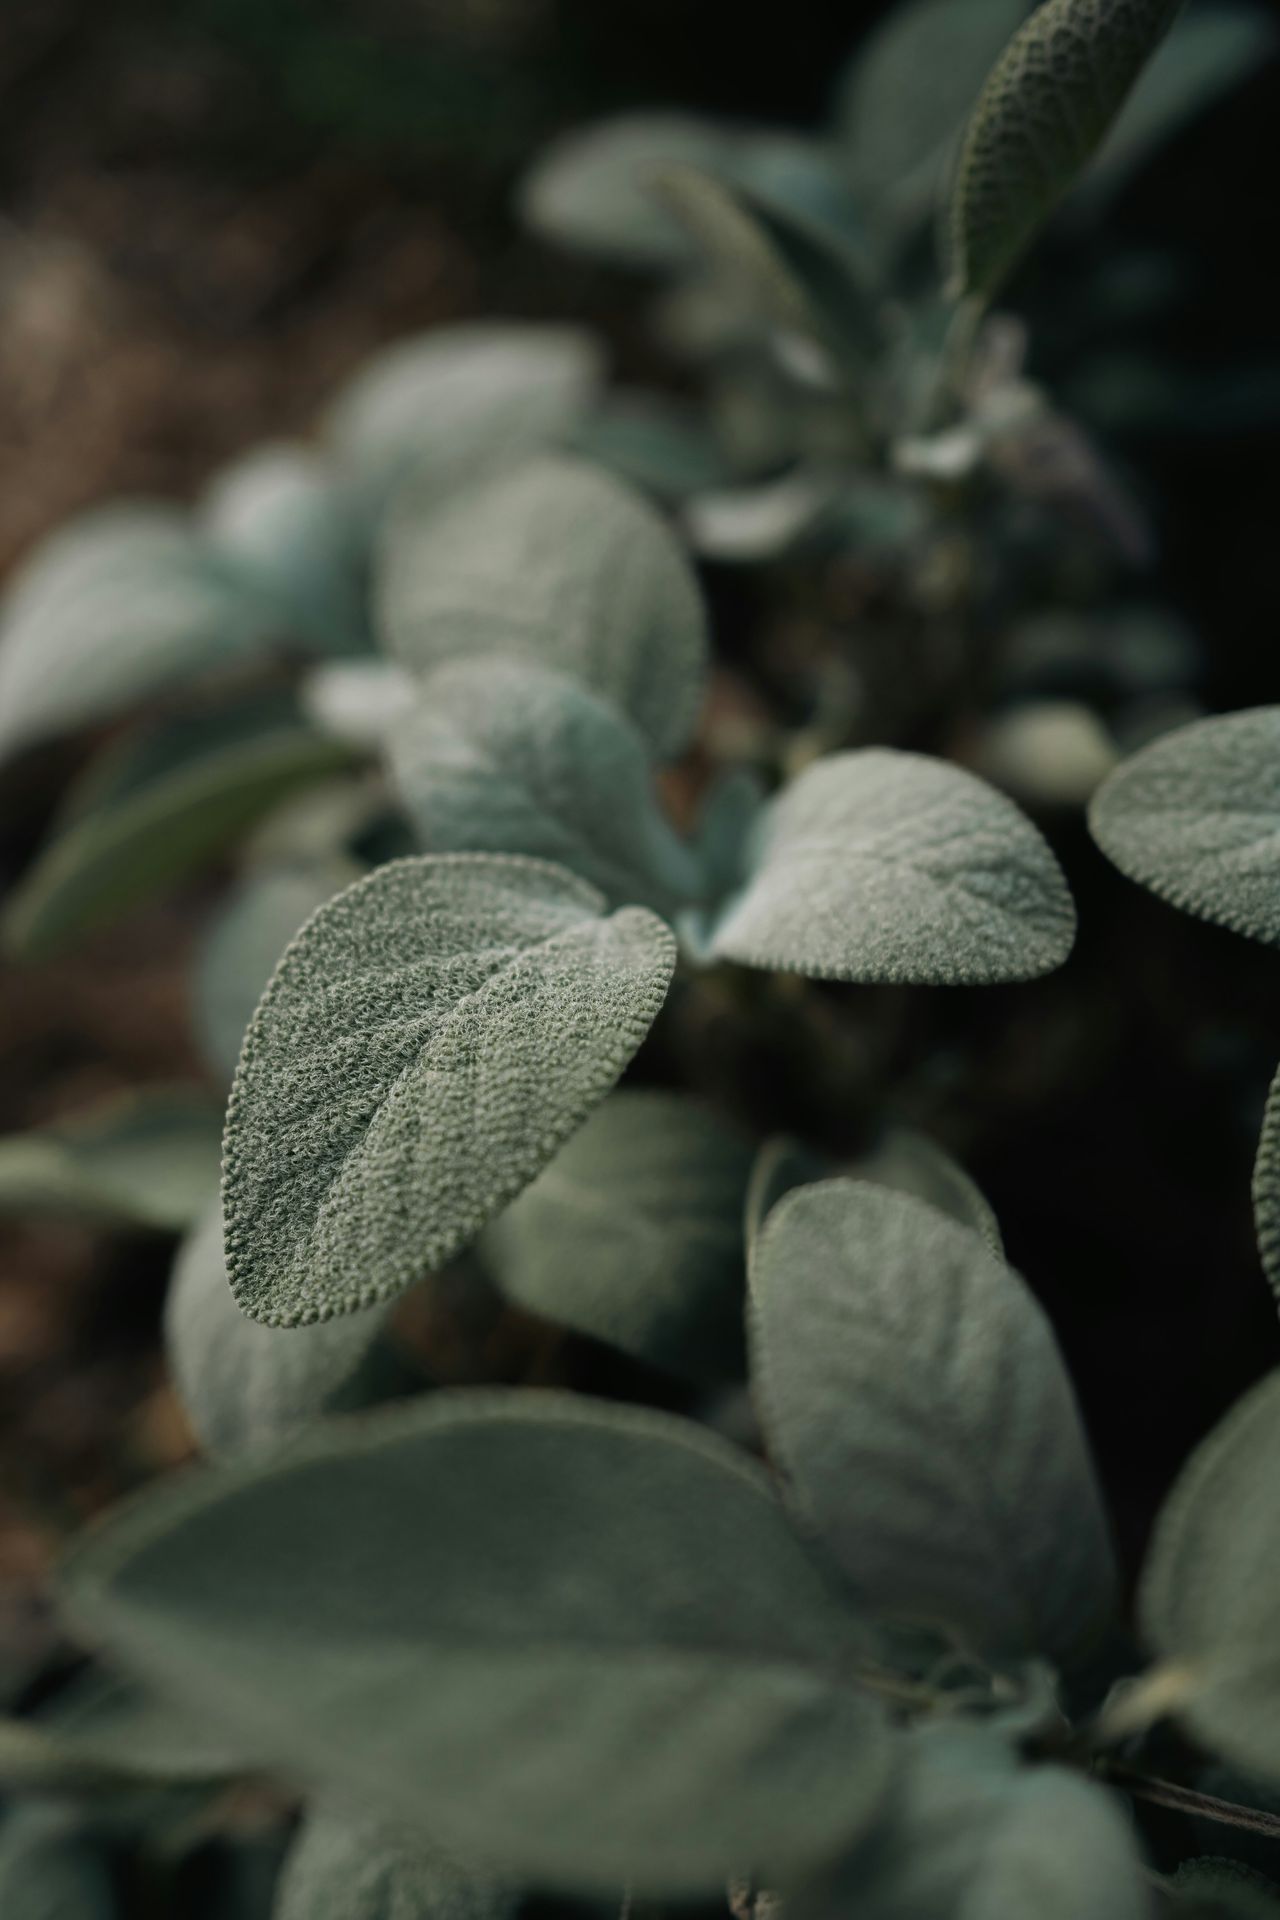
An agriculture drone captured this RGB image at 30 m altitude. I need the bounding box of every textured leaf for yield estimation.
[276,1806,518,1920]
[0,1088,221,1232]
[166,1204,399,1458]
[222,855,676,1325]
[1254,1064,1280,1306]
[388,660,701,917]
[853,1126,1003,1257]
[1089,709,1280,946]
[3,696,352,959]
[0,504,272,760]
[1141,1370,1280,1782]
[749,1181,1116,1663]
[0,1806,115,1920]
[324,324,602,523]
[710,749,1075,985]
[479,1091,754,1382]
[61,1392,893,1893]
[378,454,709,760]
[519,115,737,266]
[946,0,1186,300]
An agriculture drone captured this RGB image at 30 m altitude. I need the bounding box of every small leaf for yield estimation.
[388,660,702,917]
[519,115,737,267]
[710,749,1075,985]
[1089,709,1280,946]
[166,1204,399,1458]
[0,1806,115,1919]
[276,1805,517,1920]
[3,695,352,959]
[479,1090,754,1383]
[222,855,676,1325]
[61,1391,893,1893]
[946,0,1186,300]
[750,1180,1116,1663]
[0,1088,222,1232]
[853,1125,1003,1257]
[378,454,709,760]
[1140,1369,1280,1782]
[302,661,419,752]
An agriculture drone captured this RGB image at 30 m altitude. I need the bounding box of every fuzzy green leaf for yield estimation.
[0,1088,221,1232]
[3,696,352,959]
[946,0,1186,300]
[61,1392,893,1894]
[1089,709,1280,946]
[222,855,676,1325]
[854,1125,1003,1257]
[519,115,737,266]
[0,1668,250,1791]
[1141,1370,1280,1782]
[0,1806,115,1919]
[710,749,1075,985]
[378,455,709,760]
[750,1181,1116,1663]
[479,1091,754,1382]
[276,1806,518,1920]
[1254,1064,1280,1307]
[389,660,701,916]
[568,395,733,503]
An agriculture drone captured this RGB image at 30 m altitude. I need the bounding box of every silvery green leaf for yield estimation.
[1089,709,1280,946]
[519,115,737,267]
[378,454,708,759]
[200,444,368,654]
[853,1126,1003,1257]
[1140,1370,1280,1782]
[0,1667,250,1790]
[275,1806,518,1920]
[974,700,1118,808]
[388,660,701,917]
[166,1203,397,1458]
[3,695,352,959]
[0,1088,221,1232]
[222,855,676,1325]
[684,472,840,564]
[0,1805,115,1919]
[324,324,602,523]
[301,661,418,751]
[478,1090,754,1383]
[0,505,272,761]
[743,1137,830,1253]
[196,859,362,1083]
[710,749,1075,985]
[1170,1859,1280,1920]
[61,1391,893,1894]
[945,0,1186,300]
[1253,1065,1280,1306]
[568,395,733,503]
[750,1181,1116,1664]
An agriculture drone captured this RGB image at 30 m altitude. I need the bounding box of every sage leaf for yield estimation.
[0,1088,222,1232]
[478,1091,754,1383]
[222,855,676,1325]
[744,1137,831,1253]
[710,749,1075,985]
[568,395,733,503]
[749,1181,1116,1663]
[1254,1064,1280,1306]
[3,695,352,959]
[0,1667,249,1791]
[166,1204,398,1458]
[378,454,709,760]
[61,1392,893,1893]
[275,1806,517,1920]
[946,0,1186,301]
[1089,709,1280,947]
[0,1806,115,1920]
[853,1125,1003,1257]
[1171,1859,1280,1920]
[519,115,737,267]
[1140,1369,1280,1782]
[390,660,701,917]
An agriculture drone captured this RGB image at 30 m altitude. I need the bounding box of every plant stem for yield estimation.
[1099,1761,1280,1842]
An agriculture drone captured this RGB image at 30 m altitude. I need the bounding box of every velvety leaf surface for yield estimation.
[744,1137,831,1254]
[388,660,702,916]
[222,855,676,1325]
[0,1806,115,1919]
[167,1204,397,1458]
[1253,1064,1280,1305]
[61,1392,893,1893]
[479,1091,754,1382]
[0,1088,222,1232]
[378,455,708,760]
[1141,1370,1280,1782]
[946,0,1185,299]
[275,1806,517,1920]
[749,1181,1116,1663]
[1089,709,1280,946]
[710,749,1075,984]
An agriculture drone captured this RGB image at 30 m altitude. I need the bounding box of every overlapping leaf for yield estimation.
[0,1088,221,1232]
[276,1806,518,1920]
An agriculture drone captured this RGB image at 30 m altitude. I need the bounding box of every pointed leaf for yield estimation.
[749,1180,1116,1663]
[710,749,1075,985]
[276,1806,518,1920]
[0,1088,222,1232]
[222,855,676,1325]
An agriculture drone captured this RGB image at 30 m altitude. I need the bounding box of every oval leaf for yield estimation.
[0,1088,222,1232]
[222,855,676,1325]
[276,1806,518,1920]
[710,749,1075,985]
[519,115,737,267]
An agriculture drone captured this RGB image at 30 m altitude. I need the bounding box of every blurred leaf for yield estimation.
[0,1804,115,1919]
[1170,1859,1280,1919]
[276,1805,518,1920]
[378,454,708,759]
[222,855,675,1325]
[0,1667,249,1791]
[743,1136,830,1253]
[569,395,733,503]
[684,472,840,564]
[519,115,736,267]
[301,661,419,752]
[853,1126,1003,1257]
[0,1088,221,1232]
[750,1181,1116,1663]
[479,1090,754,1383]
[61,1392,892,1894]
[710,749,1075,985]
